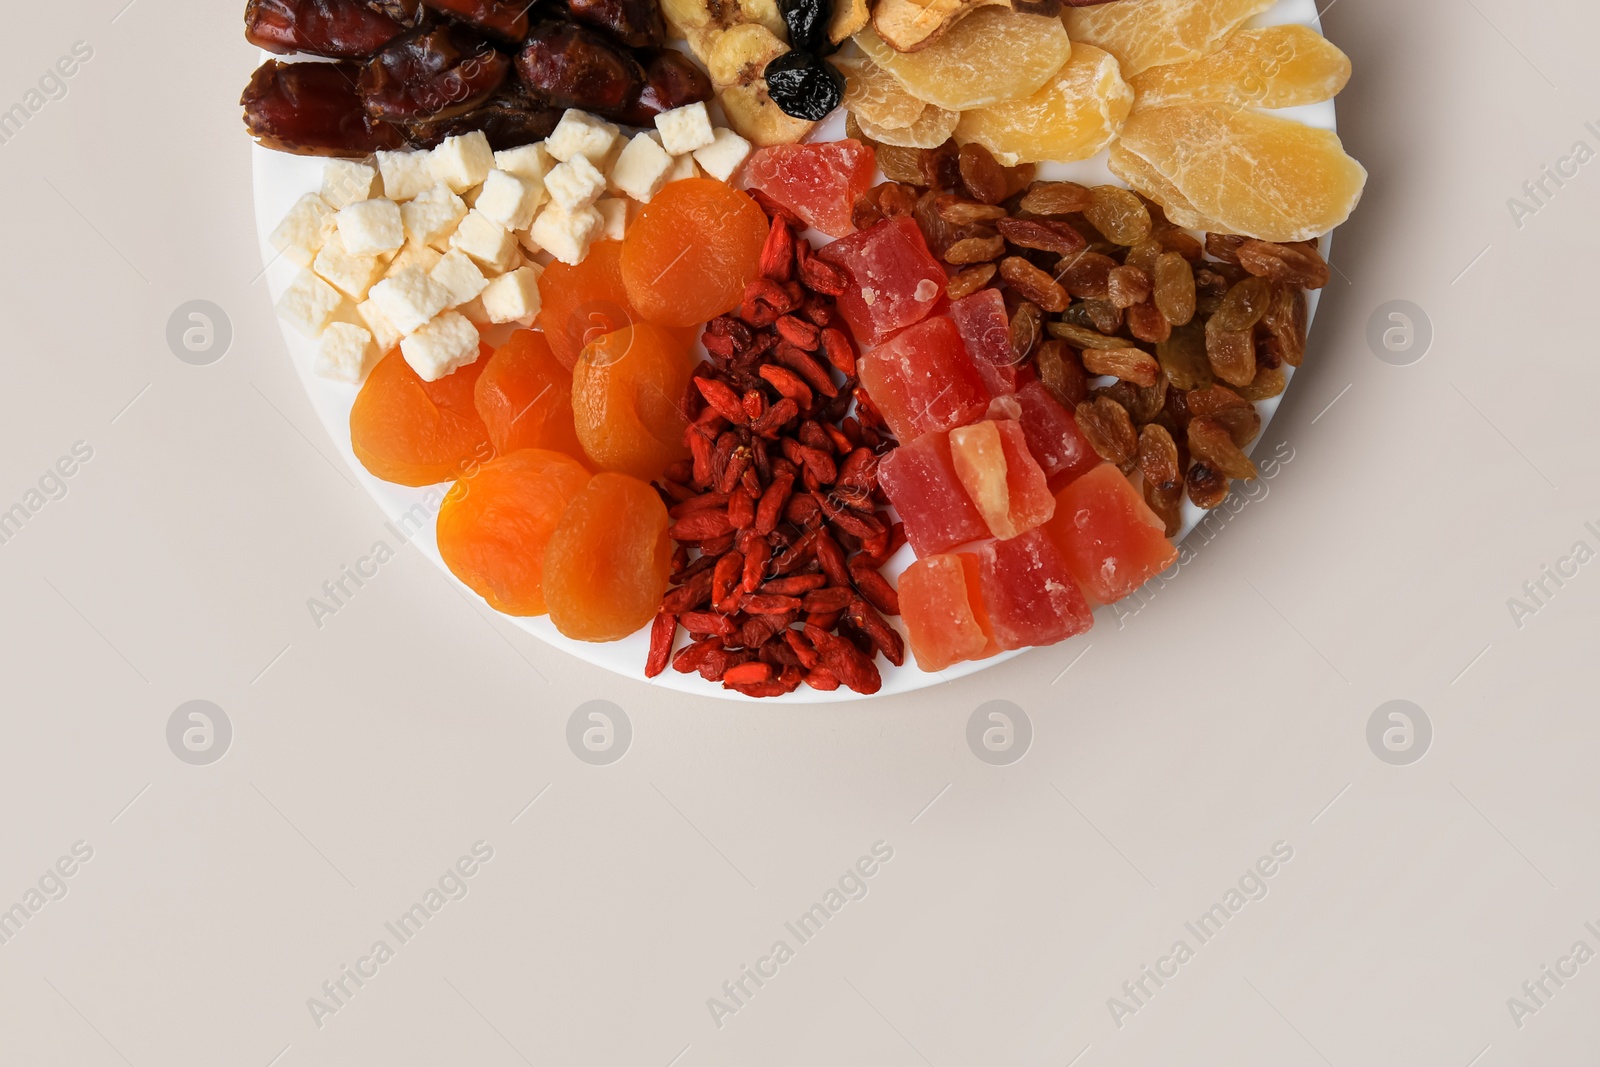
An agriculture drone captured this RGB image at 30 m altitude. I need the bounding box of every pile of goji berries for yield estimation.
[648,193,906,698]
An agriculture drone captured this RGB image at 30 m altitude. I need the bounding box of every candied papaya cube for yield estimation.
[899,553,996,672]
[949,288,1021,396]
[817,216,945,346]
[878,429,988,556]
[976,528,1094,651]
[949,418,1054,539]
[857,314,990,440]
[1010,381,1101,488]
[746,140,876,238]
[1043,463,1178,604]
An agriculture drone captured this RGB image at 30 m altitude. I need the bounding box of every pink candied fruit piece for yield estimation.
[879,429,989,556]
[948,418,1055,539]
[1005,381,1101,488]
[899,553,996,672]
[746,139,875,238]
[857,314,990,441]
[949,288,1021,396]
[1043,463,1179,604]
[976,527,1094,651]
[816,216,946,346]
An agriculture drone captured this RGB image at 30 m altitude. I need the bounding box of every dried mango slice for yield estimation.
[955,43,1131,166]
[1063,0,1273,78]
[856,8,1072,111]
[837,53,928,130]
[1113,104,1367,242]
[858,104,960,148]
[1130,25,1352,110]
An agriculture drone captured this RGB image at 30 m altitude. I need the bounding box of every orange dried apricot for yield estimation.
[536,240,692,371]
[436,449,592,616]
[474,329,585,462]
[543,472,672,642]
[572,322,694,480]
[620,178,767,327]
[350,346,494,486]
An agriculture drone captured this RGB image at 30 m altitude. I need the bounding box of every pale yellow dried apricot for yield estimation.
[1063,0,1273,77]
[837,52,927,130]
[855,8,1072,111]
[858,104,960,148]
[1130,25,1352,110]
[1110,104,1367,243]
[954,42,1131,166]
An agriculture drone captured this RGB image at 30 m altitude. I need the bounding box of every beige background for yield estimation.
[2,1,1597,1064]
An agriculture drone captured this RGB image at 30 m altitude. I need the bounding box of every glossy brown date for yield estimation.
[358,23,510,122]
[613,48,712,125]
[565,0,666,49]
[515,21,644,117]
[245,0,407,57]
[419,0,530,42]
[405,84,562,149]
[241,60,406,156]
[365,0,425,26]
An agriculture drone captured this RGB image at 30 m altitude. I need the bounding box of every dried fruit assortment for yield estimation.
[254,0,1365,696]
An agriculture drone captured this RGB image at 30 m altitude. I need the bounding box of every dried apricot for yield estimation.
[620,178,768,327]
[474,330,585,462]
[543,472,672,642]
[572,322,694,480]
[437,450,592,616]
[856,8,1071,111]
[538,241,679,372]
[1063,0,1274,78]
[1110,104,1367,242]
[350,346,494,487]
[954,43,1131,166]
[1129,25,1352,111]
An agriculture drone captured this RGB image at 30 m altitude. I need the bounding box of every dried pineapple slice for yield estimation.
[858,105,960,148]
[1113,104,1367,242]
[1130,25,1352,110]
[954,43,1132,165]
[1063,0,1274,78]
[855,8,1072,111]
[1107,142,1225,232]
[838,53,928,130]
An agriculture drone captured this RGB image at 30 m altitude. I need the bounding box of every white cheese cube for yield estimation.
[495,143,552,181]
[376,149,435,202]
[655,102,716,156]
[595,198,627,241]
[429,131,495,193]
[315,323,376,383]
[475,169,544,231]
[665,152,699,184]
[277,270,345,338]
[271,194,333,267]
[545,110,618,165]
[357,298,403,353]
[321,159,377,209]
[693,127,753,182]
[430,249,490,307]
[369,267,454,336]
[401,312,481,382]
[335,198,405,256]
[608,132,673,203]
[545,155,607,213]
[402,184,468,251]
[528,202,602,265]
[458,296,492,325]
[450,209,520,273]
[481,266,544,324]
[313,232,385,301]
[389,240,443,276]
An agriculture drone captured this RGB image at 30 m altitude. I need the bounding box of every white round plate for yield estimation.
[253,0,1338,702]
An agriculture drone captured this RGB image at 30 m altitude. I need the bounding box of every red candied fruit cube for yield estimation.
[949,288,1022,396]
[899,552,996,672]
[817,216,946,346]
[1000,382,1101,488]
[1043,463,1179,604]
[857,314,990,440]
[746,139,875,238]
[879,429,989,556]
[948,418,1055,539]
[976,527,1094,651]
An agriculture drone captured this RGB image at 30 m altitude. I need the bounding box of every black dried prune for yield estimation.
[778,0,836,55]
[764,51,842,122]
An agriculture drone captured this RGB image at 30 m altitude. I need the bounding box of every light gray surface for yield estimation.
[1,2,1597,1064]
